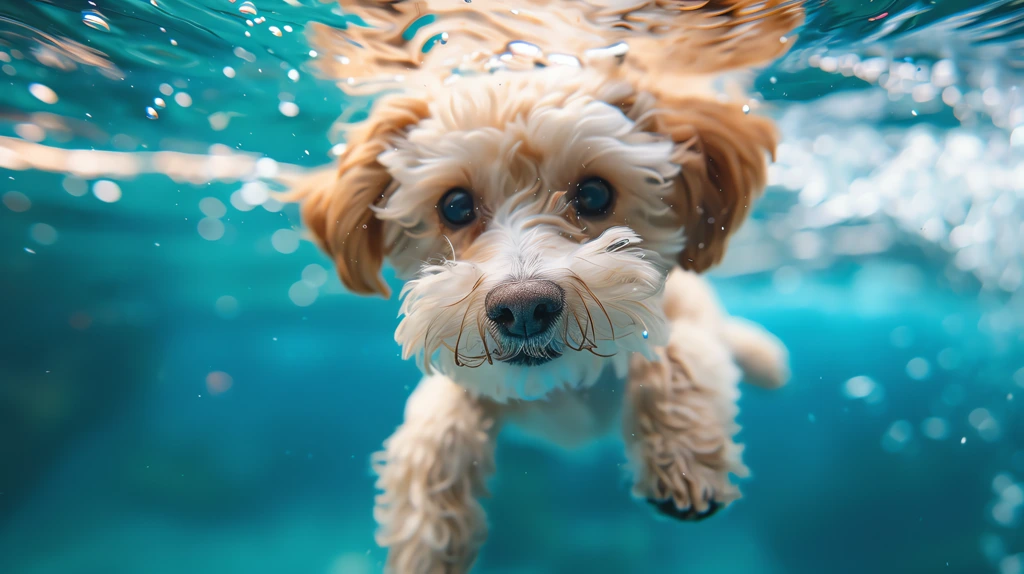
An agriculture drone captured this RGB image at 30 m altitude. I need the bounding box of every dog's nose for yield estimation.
[485,280,565,338]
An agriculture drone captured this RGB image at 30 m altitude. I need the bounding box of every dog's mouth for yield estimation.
[502,347,562,366]
[489,325,564,367]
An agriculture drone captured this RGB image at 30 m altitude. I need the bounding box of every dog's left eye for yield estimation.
[574,177,614,217]
[439,187,476,227]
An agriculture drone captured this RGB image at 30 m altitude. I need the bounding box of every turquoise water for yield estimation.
[2,1,1024,573]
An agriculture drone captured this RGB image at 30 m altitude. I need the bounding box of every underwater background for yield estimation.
[1,0,1023,572]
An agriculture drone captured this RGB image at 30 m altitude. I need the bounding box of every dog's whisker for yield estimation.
[569,279,601,344]
[569,273,616,341]
[477,316,494,365]
[582,346,616,359]
[454,288,491,368]
[441,339,489,369]
[563,305,592,352]
[442,234,457,262]
[561,307,584,352]
[453,301,473,368]
[569,284,602,349]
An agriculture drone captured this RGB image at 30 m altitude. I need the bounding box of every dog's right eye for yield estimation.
[439,188,476,227]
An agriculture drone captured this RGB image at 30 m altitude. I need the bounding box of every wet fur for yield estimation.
[286,1,801,572]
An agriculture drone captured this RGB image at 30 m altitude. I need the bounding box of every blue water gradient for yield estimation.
[1,1,1023,573]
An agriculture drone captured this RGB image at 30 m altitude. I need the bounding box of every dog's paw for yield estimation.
[632,462,741,523]
[646,495,723,522]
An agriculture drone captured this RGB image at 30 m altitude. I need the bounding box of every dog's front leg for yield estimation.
[623,321,748,521]
[373,374,499,574]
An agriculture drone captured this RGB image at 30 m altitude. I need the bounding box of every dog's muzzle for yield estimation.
[484,279,565,366]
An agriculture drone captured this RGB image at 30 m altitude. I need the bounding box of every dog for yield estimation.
[286,1,803,571]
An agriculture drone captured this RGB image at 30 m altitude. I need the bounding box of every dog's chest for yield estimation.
[501,367,626,448]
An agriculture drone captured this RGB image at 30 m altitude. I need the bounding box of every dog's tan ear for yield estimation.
[655,97,777,272]
[289,94,429,297]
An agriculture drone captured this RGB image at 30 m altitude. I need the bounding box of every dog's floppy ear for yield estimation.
[654,97,777,272]
[289,94,429,297]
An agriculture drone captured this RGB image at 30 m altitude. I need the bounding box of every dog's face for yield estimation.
[299,68,776,401]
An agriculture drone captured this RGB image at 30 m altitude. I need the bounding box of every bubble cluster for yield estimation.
[723,96,1024,313]
[991,473,1023,525]
[969,408,1001,442]
[197,197,228,241]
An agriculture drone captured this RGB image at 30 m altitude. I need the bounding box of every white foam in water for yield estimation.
[756,44,1024,306]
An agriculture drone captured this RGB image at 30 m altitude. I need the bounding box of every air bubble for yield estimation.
[92,180,122,203]
[289,281,317,307]
[81,10,110,32]
[29,83,58,104]
[198,218,225,241]
[278,101,299,117]
[145,106,159,119]
[238,1,257,15]
[271,229,300,254]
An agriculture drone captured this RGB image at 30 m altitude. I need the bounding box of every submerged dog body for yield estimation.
[375,269,788,573]
[288,1,803,571]
[292,65,789,573]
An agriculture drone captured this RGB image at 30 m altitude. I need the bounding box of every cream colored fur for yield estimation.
[374,270,788,572]
[285,2,803,571]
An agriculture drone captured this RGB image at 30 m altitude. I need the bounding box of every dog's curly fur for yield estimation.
[286,1,802,571]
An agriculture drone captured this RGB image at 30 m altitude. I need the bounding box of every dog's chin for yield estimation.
[428,341,635,402]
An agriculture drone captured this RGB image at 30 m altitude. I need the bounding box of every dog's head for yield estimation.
[293,67,776,400]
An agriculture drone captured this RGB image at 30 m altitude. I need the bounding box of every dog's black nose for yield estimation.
[485,280,565,338]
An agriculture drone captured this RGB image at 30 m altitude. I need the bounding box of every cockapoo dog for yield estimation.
[288,1,803,572]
